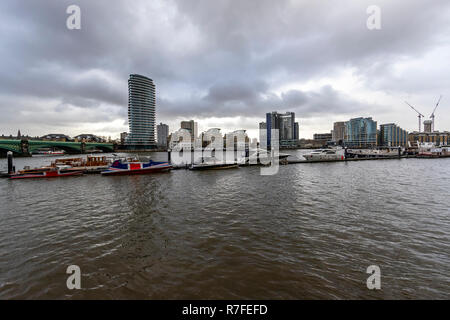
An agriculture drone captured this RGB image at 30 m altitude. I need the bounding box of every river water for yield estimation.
[0,152,449,299]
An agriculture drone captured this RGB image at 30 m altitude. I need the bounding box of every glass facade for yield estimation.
[126,74,156,146]
[379,123,408,147]
[266,111,298,148]
[344,117,377,148]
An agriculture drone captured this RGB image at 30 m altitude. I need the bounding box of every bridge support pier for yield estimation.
[7,151,15,174]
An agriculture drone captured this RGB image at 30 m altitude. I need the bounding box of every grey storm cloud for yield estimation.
[0,0,449,135]
[159,81,378,119]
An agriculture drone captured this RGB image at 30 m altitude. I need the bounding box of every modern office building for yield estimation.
[379,123,408,147]
[125,74,156,148]
[265,111,299,148]
[344,117,378,148]
[181,120,198,140]
[157,123,169,148]
[332,121,346,145]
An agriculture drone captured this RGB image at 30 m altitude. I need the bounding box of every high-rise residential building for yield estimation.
[181,120,198,140]
[266,111,298,148]
[259,122,267,149]
[157,123,169,148]
[294,122,299,140]
[279,112,295,141]
[379,123,408,147]
[125,74,156,147]
[344,117,378,148]
[332,121,346,144]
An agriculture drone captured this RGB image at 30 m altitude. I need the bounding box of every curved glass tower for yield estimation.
[126,74,156,147]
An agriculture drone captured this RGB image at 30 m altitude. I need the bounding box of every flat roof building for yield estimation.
[125,74,156,148]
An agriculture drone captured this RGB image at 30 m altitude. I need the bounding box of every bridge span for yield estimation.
[0,139,115,157]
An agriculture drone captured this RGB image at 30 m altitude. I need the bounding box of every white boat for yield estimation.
[246,150,290,165]
[303,148,345,162]
[417,143,450,157]
[189,157,239,170]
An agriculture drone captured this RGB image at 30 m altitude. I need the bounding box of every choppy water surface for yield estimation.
[0,152,449,299]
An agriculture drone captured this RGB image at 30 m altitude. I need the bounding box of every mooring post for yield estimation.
[7,151,14,174]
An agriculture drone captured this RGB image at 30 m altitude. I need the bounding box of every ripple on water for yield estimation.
[0,155,449,299]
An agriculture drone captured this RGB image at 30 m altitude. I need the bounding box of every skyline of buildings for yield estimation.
[3,73,449,150]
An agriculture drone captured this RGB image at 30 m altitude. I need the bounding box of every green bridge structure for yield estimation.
[0,139,115,156]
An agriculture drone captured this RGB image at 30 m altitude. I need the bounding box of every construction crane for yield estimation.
[405,101,425,132]
[430,95,442,132]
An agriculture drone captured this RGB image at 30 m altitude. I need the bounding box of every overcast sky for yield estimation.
[1,0,449,139]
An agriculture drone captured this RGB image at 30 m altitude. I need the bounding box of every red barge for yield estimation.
[10,168,83,179]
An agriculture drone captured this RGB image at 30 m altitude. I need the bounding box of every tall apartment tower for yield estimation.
[157,123,169,148]
[126,74,156,147]
[266,111,299,148]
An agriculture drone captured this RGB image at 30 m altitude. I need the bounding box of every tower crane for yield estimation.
[430,95,442,132]
[405,101,425,132]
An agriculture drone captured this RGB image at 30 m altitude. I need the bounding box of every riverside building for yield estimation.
[125,74,156,149]
[332,121,346,145]
[379,123,408,147]
[344,117,377,148]
[265,111,299,148]
[157,123,169,149]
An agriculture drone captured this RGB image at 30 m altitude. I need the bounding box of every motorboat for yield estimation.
[303,148,345,161]
[189,157,239,170]
[417,143,450,158]
[345,148,401,159]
